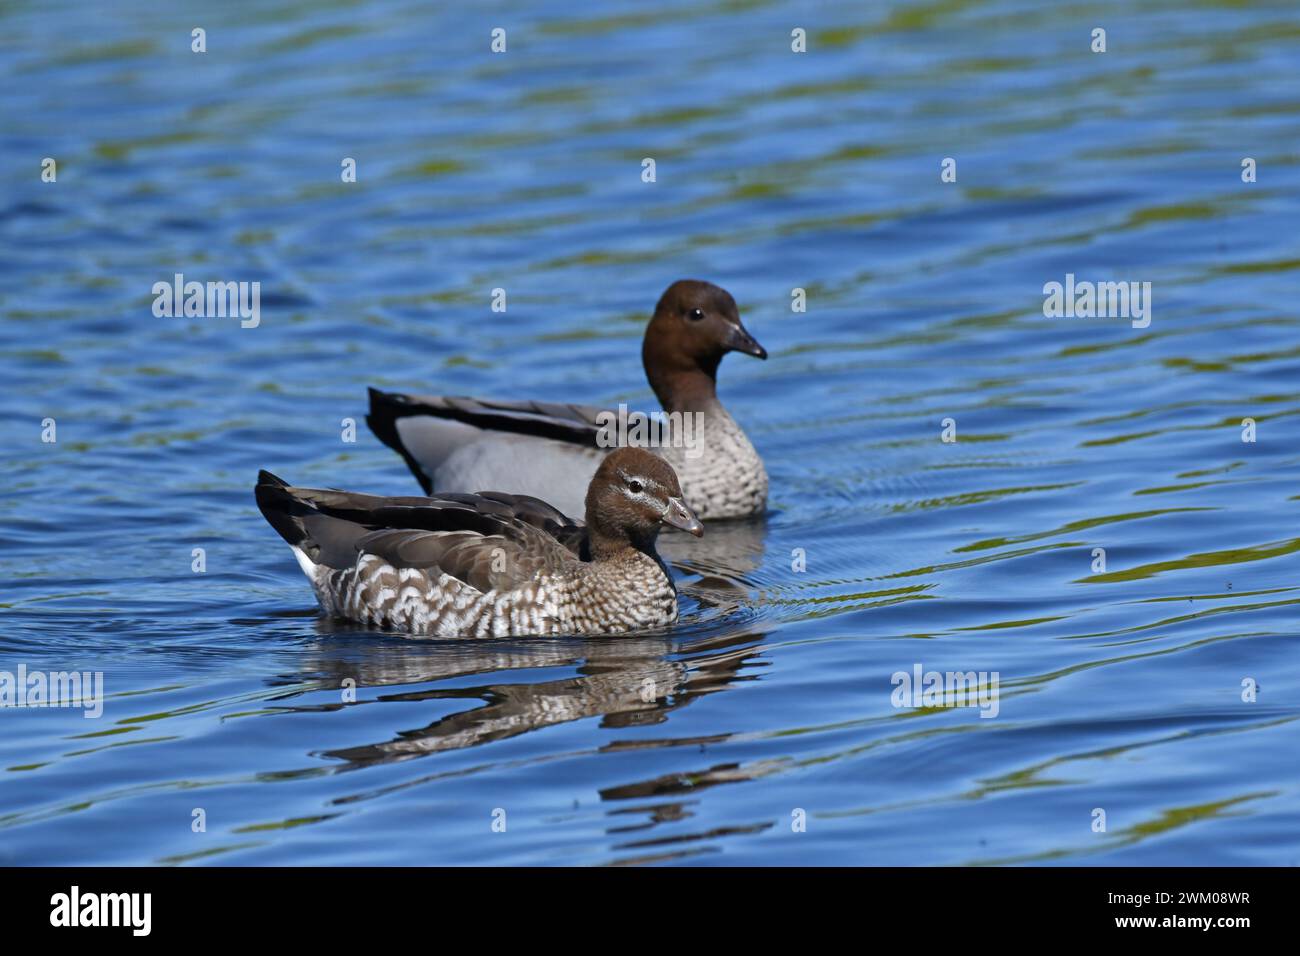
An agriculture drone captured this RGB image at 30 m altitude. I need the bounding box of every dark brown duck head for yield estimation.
[641,279,766,413]
[585,446,703,558]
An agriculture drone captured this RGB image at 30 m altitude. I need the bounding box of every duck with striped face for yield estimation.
[256,445,703,637]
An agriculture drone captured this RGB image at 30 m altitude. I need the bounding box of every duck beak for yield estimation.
[726,322,767,360]
[662,496,704,536]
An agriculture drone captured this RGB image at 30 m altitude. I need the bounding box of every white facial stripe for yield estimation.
[615,468,680,514]
[620,486,656,506]
[618,469,666,491]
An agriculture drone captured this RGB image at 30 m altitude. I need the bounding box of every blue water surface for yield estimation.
[1,0,1298,865]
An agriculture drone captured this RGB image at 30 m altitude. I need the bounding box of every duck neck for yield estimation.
[645,358,722,415]
[586,525,661,564]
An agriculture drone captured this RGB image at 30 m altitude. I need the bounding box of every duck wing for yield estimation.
[255,471,586,593]
[366,388,609,501]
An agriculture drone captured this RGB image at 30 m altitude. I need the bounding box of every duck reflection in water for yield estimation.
[274,626,770,770]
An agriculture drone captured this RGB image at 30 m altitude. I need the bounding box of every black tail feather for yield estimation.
[255,472,314,553]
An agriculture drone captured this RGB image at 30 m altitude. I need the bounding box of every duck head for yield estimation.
[642,279,766,412]
[585,446,703,557]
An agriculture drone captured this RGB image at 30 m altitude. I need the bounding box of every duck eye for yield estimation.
[628,479,644,494]
[687,308,705,321]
